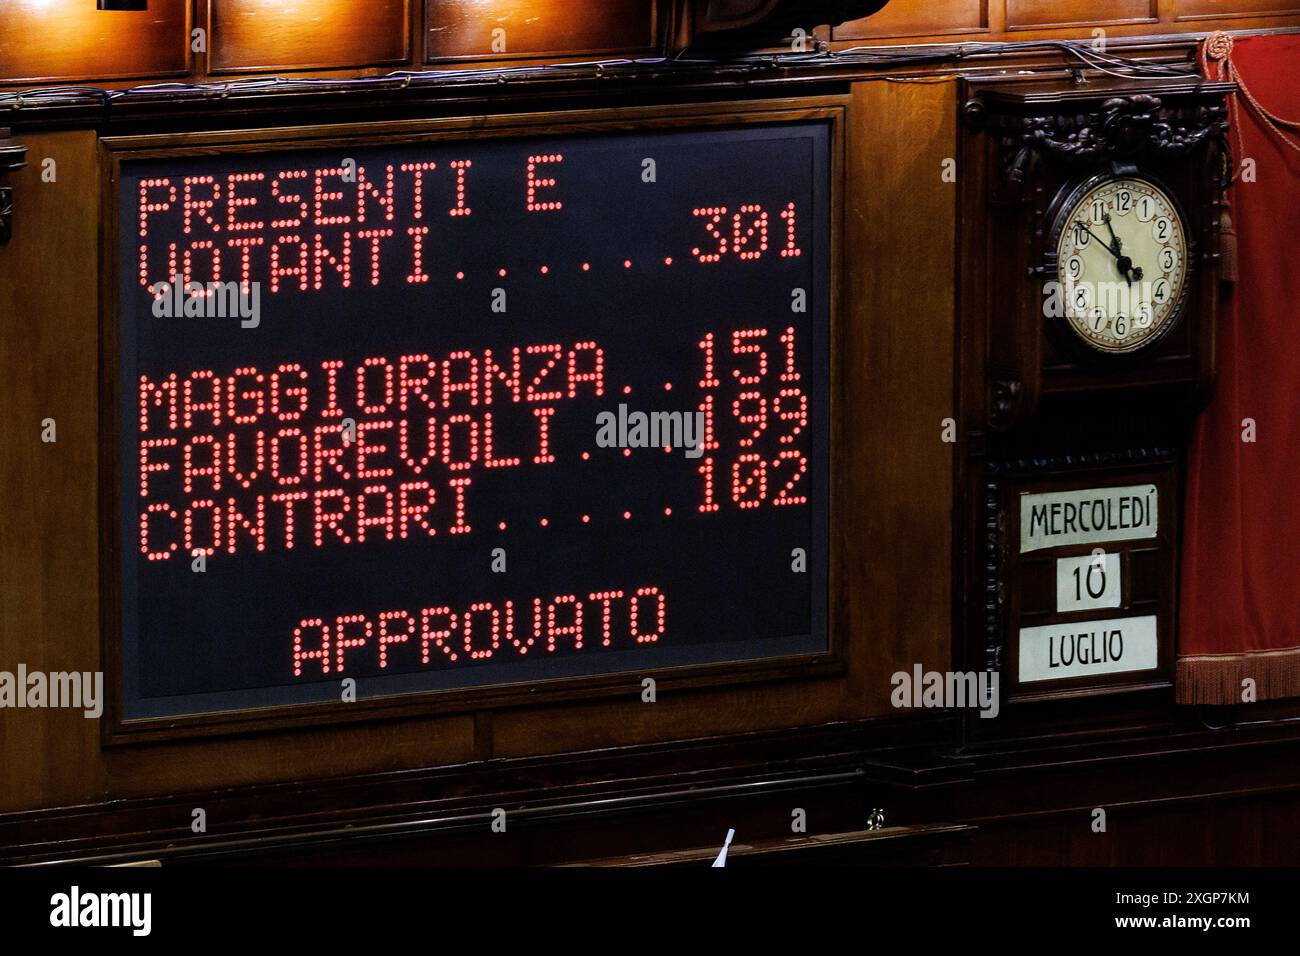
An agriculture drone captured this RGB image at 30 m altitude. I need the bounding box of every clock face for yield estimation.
[1055,176,1188,354]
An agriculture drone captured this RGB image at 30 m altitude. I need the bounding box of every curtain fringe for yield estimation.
[1176,647,1300,704]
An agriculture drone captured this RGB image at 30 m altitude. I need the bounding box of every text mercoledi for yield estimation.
[1028,490,1154,538]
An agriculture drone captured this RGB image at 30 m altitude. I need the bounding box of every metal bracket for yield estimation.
[0,187,14,245]
[0,128,28,245]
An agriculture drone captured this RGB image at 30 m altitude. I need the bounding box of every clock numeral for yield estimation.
[1136,196,1155,222]
[1073,223,1091,247]
[1159,248,1177,272]
[1153,278,1170,304]
[1114,315,1128,338]
[1089,307,1106,332]
[1116,190,1132,213]
[1066,255,1084,280]
[1136,302,1154,328]
[1153,216,1172,243]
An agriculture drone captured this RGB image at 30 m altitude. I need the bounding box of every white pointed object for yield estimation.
[712,828,736,868]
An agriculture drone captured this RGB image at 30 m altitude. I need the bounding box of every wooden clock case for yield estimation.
[962,72,1235,431]
[957,71,1236,737]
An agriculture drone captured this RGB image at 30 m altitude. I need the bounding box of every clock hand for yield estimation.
[1075,220,1120,257]
[1085,216,1146,285]
[1102,212,1123,256]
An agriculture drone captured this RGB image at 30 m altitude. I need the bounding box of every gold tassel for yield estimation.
[1219,205,1238,283]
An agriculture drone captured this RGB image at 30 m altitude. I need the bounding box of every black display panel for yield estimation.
[115,120,830,720]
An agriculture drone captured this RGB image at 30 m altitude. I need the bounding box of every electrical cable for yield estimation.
[0,38,1205,114]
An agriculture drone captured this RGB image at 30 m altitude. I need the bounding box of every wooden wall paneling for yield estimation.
[0,131,107,811]
[100,715,479,801]
[834,0,1300,44]
[208,0,411,73]
[426,0,661,62]
[844,78,958,700]
[1006,0,1158,29]
[5,3,1300,87]
[490,678,849,760]
[832,0,989,40]
[1174,0,1300,19]
[0,0,189,85]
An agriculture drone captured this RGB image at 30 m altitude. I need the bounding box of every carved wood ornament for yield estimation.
[974,92,1233,192]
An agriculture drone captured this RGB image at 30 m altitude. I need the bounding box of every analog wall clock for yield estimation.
[1053,174,1190,355]
[958,76,1234,432]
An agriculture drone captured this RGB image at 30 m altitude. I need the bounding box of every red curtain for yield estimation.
[1179,34,1300,703]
